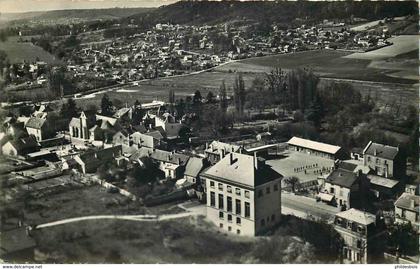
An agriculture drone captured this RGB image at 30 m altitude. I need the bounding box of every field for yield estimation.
[0,36,59,64]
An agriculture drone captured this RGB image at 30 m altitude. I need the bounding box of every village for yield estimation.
[0,87,418,264]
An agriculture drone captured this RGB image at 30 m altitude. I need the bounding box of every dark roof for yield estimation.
[325,168,359,188]
[364,142,399,160]
[151,149,189,165]
[79,145,122,163]
[25,117,46,129]
[9,136,39,152]
[0,227,36,256]
[132,124,147,133]
[185,157,205,177]
[395,192,420,212]
[337,162,358,172]
[352,147,364,155]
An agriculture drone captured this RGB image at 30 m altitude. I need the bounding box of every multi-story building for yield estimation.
[334,208,386,263]
[202,152,282,236]
[394,191,420,232]
[363,141,406,180]
[204,141,242,165]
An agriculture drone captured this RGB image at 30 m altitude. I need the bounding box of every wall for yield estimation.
[254,179,282,234]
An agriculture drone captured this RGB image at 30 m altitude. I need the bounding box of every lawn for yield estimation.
[0,36,60,64]
[31,215,328,263]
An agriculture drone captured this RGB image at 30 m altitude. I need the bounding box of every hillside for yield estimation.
[127,1,418,26]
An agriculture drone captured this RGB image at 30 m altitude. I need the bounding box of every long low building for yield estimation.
[287,136,345,160]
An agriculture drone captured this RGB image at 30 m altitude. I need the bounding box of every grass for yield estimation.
[31,215,326,263]
[0,36,60,64]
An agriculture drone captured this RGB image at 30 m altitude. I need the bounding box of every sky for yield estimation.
[0,0,179,13]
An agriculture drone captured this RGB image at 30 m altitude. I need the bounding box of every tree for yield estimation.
[60,98,78,119]
[233,73,246,117]
[219,80,228,114]
[193,90,202,104]
[283,176,300,193]
[101,94,113,116]
[266,67,286,107]
[206,91,215,103]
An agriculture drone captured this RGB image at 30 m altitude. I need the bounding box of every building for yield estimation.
[322,168,367,210]
[132,131,162,149]
[184,157,206,185]
[73,146,122,174]
[202,152,282,236]
[394,192,420,231]
[367,174,400,199]
[69,112,92,143]
[154,113,182,139]
[150,149,190,179]
[334,209,386,263]
[204,141,242,165]
[112,130,131,147]
[287,136,344,160]
[363,141,406,180]
[25,117,47,142]
[1,136,39,157]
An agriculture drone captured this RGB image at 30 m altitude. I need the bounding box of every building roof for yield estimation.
[205,141,242,154]
[368,175,399,189]
[325,168,359,188]
[0,227,36,256]
[113,107,131,118]
[96,114,118,126]
[337,161,358,172]
[203,152,282,188]
[184,157,205,177]
[394,192,420,212]
[151,149,189,166]
[25,117,46,129]
[287,137,341,155]
[79,145,122,163]
[363,141,399,160]
[336,208,376,226]
[7,136,39,152]
[129,147,154,162]
[147,130,164,140]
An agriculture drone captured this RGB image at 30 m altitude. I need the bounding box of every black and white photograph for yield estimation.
[0,0,418,266]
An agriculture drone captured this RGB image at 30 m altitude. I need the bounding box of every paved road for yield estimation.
[281,192,340,222]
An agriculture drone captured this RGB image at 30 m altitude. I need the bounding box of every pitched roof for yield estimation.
[8,136,39,152]
[185,157,205,177]
[129,147,154,161]
[25,117,46,129]
[147,129,164,140]
[368,175,399,189]
[394,192,420,212]
[151,149,189,165]
[364,141,399,160]
[336,208,376,226]
[288,137,341,155]
[79,145,122,163]
[325,168,359,188]
[203,152,282,188]
[113,107,131,118]
[338,161,358,172]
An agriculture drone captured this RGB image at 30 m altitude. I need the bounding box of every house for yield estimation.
[394,192,419,231]
[150,149,190,179]
[69,112,93,143]
[112,130,131,147]
[367,174,400,199]
[204,141,242,165]
[322,168,368,210]
[73,145,122,174]
[2,136,39,157]
[0,226,36,262]
[183,157,206,185]
[25,117,47,142]
[334,209,386,264]
[287,137,345,160]
[132,131,161,149]
[202,152,282,236]
[154,113,182,139]
[363,141,406,180]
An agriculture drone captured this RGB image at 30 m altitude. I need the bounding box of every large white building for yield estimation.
[202,152,282,236]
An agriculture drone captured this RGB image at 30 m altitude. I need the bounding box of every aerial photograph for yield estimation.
[0,0,418,266]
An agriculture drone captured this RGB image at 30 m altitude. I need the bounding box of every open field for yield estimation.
[0,36,59,64]
[31,215,327,263]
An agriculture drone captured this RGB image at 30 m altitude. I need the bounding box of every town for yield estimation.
[0,0,418,265]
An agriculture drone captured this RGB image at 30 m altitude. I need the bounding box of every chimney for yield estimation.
[254,152,258,170]
[374,148,377,156]
[230,153,234,165]
[205,142,208,149]
[410,199,415,209]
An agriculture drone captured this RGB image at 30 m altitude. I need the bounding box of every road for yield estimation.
[281,192,340,222]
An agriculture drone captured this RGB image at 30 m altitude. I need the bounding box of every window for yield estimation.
[258,190,263,198]
[367,156,371,162]
[228,214,232,222]
[236,217,241,225]
[245,202,250,218]
[384,160,387,165]
[210,192,215,207]
[261,219,265,226]
[219,223,223,228]
[274,184,279,191]
[356,252,360,262]
[235,199,241,215]
[357,240,362,249]
[227,196,232,212]
[218,194,224,209]
[330,187,335,194]
[227,185,232,193]
[237,229,241,235]
[219,211,224,219]
[245,191,250,198]
[339,189,343,196]
[271,214,275,222]
[228,226,232,232]
[218,183,223,191]
[235,188,241,195]
[210,181,215,188]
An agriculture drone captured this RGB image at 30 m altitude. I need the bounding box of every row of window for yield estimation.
[219,212,242,225]
[219,223,241,234]
[260,214,276,227]
[367,156,388,165]
[209,181,250,198]
[257,184,279,198]
[210,192,251,217]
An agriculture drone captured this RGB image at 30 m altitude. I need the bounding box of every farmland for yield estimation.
[0,36,59,64]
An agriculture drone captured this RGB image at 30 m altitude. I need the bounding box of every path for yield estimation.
[35,211,197,229]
